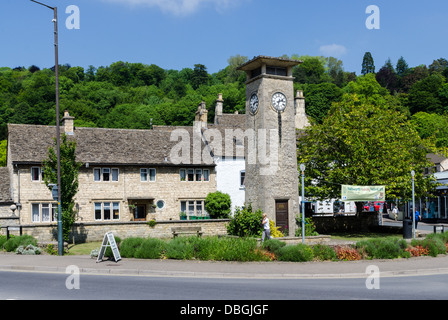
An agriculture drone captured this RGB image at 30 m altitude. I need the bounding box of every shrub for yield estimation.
[134,238,166,259]
[262,239,286,255]
[120,237,145,258]
[3,235,37,252]
[278,244,314,262]
[205,191,231,219]
[0,235,8,249]
[16,244,41,255]
[335,246,362,261]
[165,237,195,260]
[312,244,337,261]
[295,216,319,237]
[421,238,447,257]
[405,245,429,257]
[269,220,284,238]
[212,237,261,262]
[356,238,408,259]
[226,204,263,237]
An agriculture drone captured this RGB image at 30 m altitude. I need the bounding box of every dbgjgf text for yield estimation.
[180,304,269,317]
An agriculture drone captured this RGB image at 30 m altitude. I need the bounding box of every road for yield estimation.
[1,270,448,301]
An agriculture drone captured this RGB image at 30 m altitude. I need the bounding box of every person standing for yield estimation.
[261,214,271,242]
[414,210,421,229]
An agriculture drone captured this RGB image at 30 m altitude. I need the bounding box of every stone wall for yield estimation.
[313,213,379,234]
[4,219,230,243]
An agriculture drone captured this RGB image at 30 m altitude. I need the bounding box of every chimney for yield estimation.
[294,90,310,130]
[62,110,75,135]
[194,101,208,130]
[214,93,223,124]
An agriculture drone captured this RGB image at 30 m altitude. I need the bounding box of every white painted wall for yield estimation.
[215,157,246,214]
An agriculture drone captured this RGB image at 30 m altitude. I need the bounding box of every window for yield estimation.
[187,169,194,181]
[180,169,186,181]
[180,168,210,182]
[156,200,165,209]
[203,169,210,182]
[195,169,202,182]
[31,167,41,181]
[266,66,287,76]
[180,200,208,218]
[94,202,120,221]
[31,203,57,223]
[94,168,101,181]
[102,168,110,182]
[94,168,119,182]
[141,168,156,182]
[149,168,156,182]
[111,168,119,182]
[140,168,148,181]
[240,170,245,187]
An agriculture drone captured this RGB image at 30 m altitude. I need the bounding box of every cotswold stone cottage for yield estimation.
[0,56,312,242]
[0,93,249,241]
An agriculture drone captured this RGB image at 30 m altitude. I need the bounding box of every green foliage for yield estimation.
[165,237,195,260]
[277,244,314,262]
[16,244,41,255]
[297,88,438,202]
[204,191,231,219]
[295,216,319,237]
[262,239,286,255]
[356,238,408,259]
[120,237,145,258]
[312,244,337,261]
[361,52,375,75]
[42,134,83,242]
[226,204,263,237]
[2,235,37,252]
[134,238,167,259]
[0,140,6,166]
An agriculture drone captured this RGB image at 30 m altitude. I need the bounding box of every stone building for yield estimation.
[0,56,311,241]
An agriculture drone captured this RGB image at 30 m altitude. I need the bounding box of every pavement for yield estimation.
[2,219,448,280]
[2,245,448,280]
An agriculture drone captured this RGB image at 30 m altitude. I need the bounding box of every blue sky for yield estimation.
[1,0,447,75]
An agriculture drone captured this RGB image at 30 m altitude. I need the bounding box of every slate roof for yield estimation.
[7,124,213,166]
[0,167,12,203]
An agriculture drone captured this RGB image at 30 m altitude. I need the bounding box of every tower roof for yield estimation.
[237,55,301,71]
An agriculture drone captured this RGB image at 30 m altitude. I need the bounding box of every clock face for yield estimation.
[271,92,287,112]
[249,93,259,114]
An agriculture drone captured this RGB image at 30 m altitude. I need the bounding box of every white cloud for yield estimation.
[319,44,348,57]
[101,0,239,16]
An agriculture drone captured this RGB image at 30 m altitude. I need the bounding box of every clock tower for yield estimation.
[238,56,301,235]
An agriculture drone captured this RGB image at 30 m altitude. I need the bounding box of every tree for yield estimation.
[191,64,209,89]
[411,112,448,148]
[376,59,398,93]
[396,56,409,77]
[205,191,231,219]
[0,140,6,166]
[361,52,375,75]
[302,82,343,123]
[297,93,438,215]
[43,134,82,242]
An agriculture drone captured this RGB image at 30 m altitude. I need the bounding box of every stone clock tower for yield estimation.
[238,56,301,235]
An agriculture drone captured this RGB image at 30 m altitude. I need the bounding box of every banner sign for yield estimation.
[341,185,385,201]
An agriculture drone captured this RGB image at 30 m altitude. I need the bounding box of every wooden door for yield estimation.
[275,200,289,234]
[134,205,146,221]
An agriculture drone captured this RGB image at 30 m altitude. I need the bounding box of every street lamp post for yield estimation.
[411,170,416,239]
[31,0,63,255]
[300,164,306,244]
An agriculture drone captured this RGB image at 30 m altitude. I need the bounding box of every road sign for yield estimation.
[97,232,121,263]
